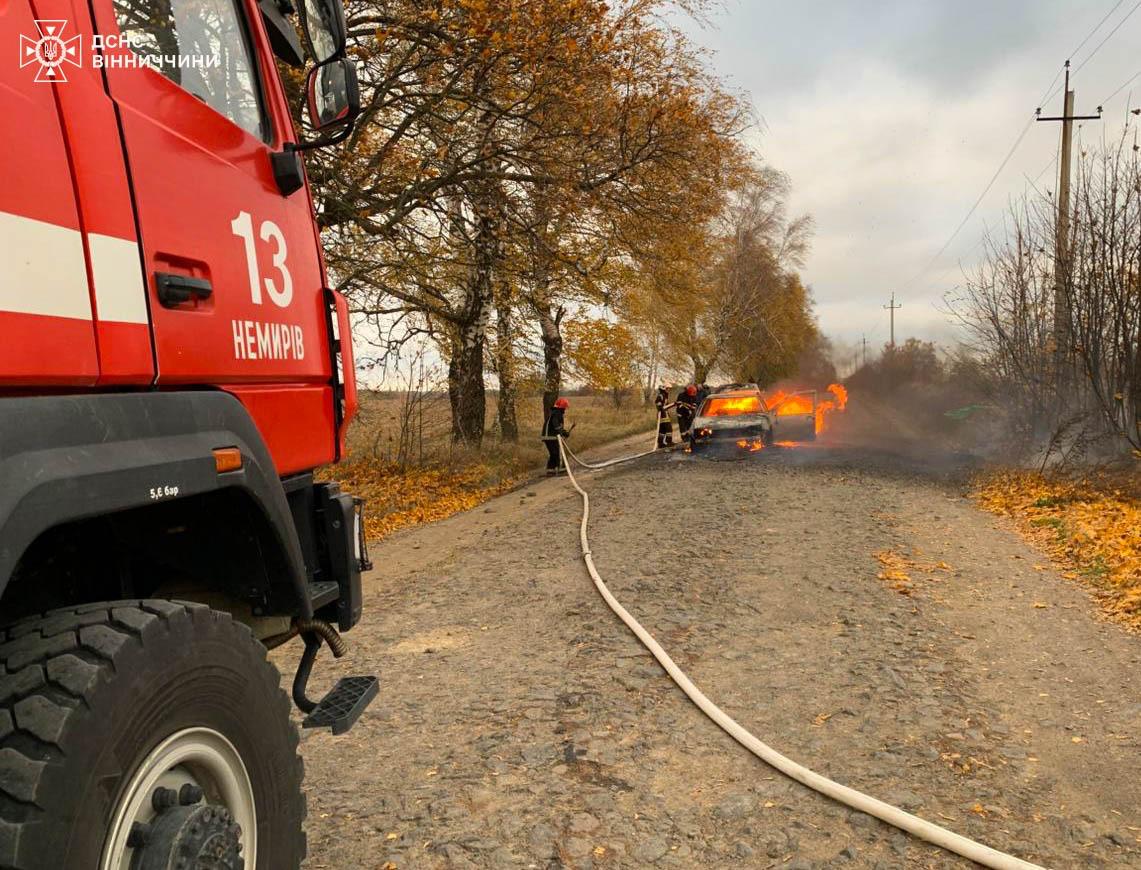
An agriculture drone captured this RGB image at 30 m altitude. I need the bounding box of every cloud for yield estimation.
[685,0,1141,345]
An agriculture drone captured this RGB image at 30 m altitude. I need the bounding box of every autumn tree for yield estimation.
[306,0,751,443]
[507,0,749,416]
[563,318,644,406]
[313,0,622,443]
[625,164,815,386]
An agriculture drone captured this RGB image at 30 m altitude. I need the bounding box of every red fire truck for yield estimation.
[1,0,371,863]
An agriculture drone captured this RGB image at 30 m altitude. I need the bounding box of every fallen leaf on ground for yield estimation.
[975,471,1141,630]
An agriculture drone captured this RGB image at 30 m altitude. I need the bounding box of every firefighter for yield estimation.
[541,397,572,475]
[654,385,675,448]
[676,384,699,442]
[696,382,711,407]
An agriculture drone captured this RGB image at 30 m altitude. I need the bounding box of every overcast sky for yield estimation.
[681,0,1141,361]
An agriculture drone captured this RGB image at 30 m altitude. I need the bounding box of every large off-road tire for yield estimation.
[0,600,305,870]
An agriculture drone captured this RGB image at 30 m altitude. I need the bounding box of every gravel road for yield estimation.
[284,434,1141,869]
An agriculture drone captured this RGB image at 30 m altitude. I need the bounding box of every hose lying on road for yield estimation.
[555,413,663,470]
[558,438,661,470]
[556,436,1046,870]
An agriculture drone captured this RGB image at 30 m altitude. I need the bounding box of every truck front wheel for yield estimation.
[0,600,306,870]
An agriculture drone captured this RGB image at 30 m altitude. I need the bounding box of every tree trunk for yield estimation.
[691,356,709,386]
[522,187,568,421]
[1131,324,1141,447]
[447,177,502,446]
[538,302,563,418]
[642,328,659,405]
[448,322,487,445]
[495,288,519,442]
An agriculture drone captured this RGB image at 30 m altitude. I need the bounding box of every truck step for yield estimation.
[307,580,340,610]
[301,675,378,735]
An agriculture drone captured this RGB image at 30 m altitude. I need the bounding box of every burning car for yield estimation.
[764,383,849,442]
[766,390,818,441]
[690,388,775,454]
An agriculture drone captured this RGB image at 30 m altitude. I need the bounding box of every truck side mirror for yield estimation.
[299,0,347,64]
[306,58,360,131]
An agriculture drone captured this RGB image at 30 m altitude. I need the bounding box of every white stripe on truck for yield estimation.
[0,211,148,324]
[89,233,148,324]
[0,210,91,320]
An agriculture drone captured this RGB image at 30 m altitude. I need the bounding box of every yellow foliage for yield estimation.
[875,550,914,595]
[330,459,522,542]
[976,471,1141,629]
[874,550,952,596]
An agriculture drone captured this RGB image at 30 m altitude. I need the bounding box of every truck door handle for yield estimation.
[156,272,213,307]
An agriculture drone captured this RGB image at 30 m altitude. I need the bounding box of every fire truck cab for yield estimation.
[1,0,369,863]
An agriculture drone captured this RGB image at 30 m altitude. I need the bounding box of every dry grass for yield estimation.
[975,470,1141,630]
[329,392,655,541]
[346,390,655,468]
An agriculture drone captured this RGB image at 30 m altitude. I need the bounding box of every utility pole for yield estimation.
[883,293,902,348]
[1036,60,1101,368]
[861,334,868,367]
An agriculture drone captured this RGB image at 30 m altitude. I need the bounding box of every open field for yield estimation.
[346,391,658,470]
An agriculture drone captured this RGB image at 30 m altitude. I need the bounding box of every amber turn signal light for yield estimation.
[213,447,243,473]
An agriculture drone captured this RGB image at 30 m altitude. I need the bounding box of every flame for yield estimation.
[814,383,848,433]
[704,395,762,416]
[765,390,813,415]
[735,439,765,452]
[764,383,849,435]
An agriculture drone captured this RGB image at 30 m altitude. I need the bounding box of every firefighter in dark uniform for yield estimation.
[541,397,571,475]
[676,384,698,442]
[654,385,675,448]
[696,382,711,407]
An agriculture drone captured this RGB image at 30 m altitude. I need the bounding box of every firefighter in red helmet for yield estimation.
[541,397,572,475]
[676,384,699,443]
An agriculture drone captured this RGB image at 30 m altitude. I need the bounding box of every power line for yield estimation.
[1073,0,1141,76]
[1069,0,1127,62]
[1102,68,1141,106]
[900,0,1136,294]
[1036,0,1140,109]
[900,115,1036,291]
[1036,65,1066,109]
[1034,151,1060,185]
[1024,150,1060,197]
[1023,170,1047,198]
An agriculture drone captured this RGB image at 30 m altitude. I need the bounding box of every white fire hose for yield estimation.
[556,434,1046,870]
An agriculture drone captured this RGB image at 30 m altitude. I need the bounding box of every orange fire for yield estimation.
[815,383,848,433]
[735,439,765,452]
[704,395,762,416]
[764,383,849,434]
[764,390,813,416]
